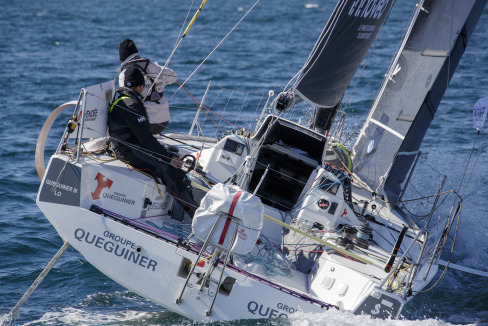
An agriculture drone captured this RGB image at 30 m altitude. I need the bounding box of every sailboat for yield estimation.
[30,0,487,321]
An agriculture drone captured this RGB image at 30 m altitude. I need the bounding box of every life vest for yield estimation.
[108,88,150,156]
[109,95,130,113]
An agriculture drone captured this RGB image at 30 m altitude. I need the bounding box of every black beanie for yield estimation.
[119,39,138,62]
[124,66,145,88]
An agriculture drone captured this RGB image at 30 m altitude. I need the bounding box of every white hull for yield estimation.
[37,132,440,321]
[39,201,328,320]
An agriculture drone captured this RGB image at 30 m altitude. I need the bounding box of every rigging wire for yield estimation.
[177,81,242,133]
[438,0,456,186]
[165,0,207,69]
[415,199,463,294]
[82,81,263,168]
[458,131,480,194]
[460,131,488,197]
[200,86,224,134]
[234,92,249,126]
[141,0,200,103]
[170,0,263,100]
[214,89,235,138]
[172,0,197,51]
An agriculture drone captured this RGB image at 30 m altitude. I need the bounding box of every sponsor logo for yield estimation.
[357,24,375,40]
[45,178,79,195]
[348,0,391,19]
[474,105,486,118]
[102,192,136,206]
[238,228,248,241]
[137,116,146,123]
[74,228,158,272]
[38,158,81,206]
[341,209,348,218]
[84,108,98,122]
[90,173,136,206]
[247,300,296,318]
[147,201,168,211]
[367,139,375,153]
[91,172,113,200]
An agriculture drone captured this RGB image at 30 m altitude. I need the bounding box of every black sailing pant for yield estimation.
[118,148,198,219]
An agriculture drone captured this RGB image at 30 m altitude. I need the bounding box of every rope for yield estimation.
[240,236,293,278]
[81,142,117,162]
[192,249,221,267]
[123,163,166,200]
[145,220,192,240]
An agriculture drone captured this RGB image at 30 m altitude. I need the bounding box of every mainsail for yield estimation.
[353,0,487,204]
[293,0,394,108]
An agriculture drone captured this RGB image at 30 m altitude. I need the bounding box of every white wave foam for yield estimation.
[288,309,478,326]
[0,314,11,326]
[20,307,154,326]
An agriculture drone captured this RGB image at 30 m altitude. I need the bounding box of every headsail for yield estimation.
[293,0,394,108]
[353,0,487,204]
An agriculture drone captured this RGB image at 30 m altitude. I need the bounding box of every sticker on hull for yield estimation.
[74,228,158,272]
[39,158,81,206]
[354,293,402,318]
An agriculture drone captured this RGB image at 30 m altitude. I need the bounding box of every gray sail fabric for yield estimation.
[294,0,394,108]
[353,0,487,204]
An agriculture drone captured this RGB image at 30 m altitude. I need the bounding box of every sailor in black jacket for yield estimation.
[109,66,197,220]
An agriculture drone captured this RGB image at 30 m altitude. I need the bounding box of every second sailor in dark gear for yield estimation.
[118,39,177,134]
[108,66,197,220]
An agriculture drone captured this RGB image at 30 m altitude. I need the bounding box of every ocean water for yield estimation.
[1,0,488,325]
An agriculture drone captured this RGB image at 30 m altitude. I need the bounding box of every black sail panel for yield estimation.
[353,0,487,204]
[294,0,394,108]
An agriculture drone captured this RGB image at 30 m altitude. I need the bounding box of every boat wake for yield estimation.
[288,310,476,326]
[3,306,476,326]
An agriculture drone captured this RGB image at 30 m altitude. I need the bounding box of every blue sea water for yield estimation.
[1,0,488,325]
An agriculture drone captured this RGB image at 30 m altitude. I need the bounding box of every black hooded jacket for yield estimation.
[108,87,170,163]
